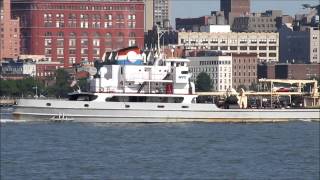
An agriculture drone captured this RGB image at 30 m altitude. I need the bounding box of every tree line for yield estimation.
[0,69,87,98]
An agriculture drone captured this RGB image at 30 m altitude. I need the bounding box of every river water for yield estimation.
[1,108,319,179]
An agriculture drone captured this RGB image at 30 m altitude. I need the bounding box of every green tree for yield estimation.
[0,78,45,98]
[195,72,213,92]
[78,78,90,92]
[48,69,72,98]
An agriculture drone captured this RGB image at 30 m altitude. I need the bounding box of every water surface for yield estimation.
[1,109,319,179]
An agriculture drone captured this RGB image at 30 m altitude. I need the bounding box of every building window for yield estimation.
[259,46,267,50]
[116,14,124,20]
[93,48,100,56]
[69,57,76,64]
[117,32,124,42]
[92,22,101,28]
[259,53,267,57]
[44,32,52,37]
[128,22,136,28]
[57,39,64,47]
[104,22,112,28]
[105,14,112,20]
[81,39,88,46]
[57,48,64,56]
[230,46,237,50]
[128,14,136,20]
[269,46,277,50]
[129,32,136,46]
[105,33,112,47]
[250,39,257,44]
[249,46,257,50]
[81,48,88,55]
[240,39,247,44]
[220,46,228,50]
[80,21,89,28]
[80,14,89,19]
[240,46,247,50]
[45,48,52,55]
[45,39,52,46]
[69,49,76,55]
[259,39,267,44]
[269,39,277,44]
[269,53,277,57]
[67,39,75,46]
[220,39,226,43]
[81,32,88,46]
[93,39,100,47]
[93,14,101,20]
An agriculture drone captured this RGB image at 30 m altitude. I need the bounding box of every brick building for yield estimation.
[231,53,258,90]
[12,0,144,67]
[0,0,20,60]
[257,63,275,79]
[275,64,320,80]
[220,0,251,25]
[258,63,320,80]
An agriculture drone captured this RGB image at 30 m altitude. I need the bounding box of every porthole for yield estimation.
[182,106,189,108]
[46,103,51,106]
[125,105,130,108]
[157,105,165,108]
[84,104,89,107]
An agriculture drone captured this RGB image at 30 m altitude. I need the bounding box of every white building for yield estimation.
[178,32,279,62]
[200,25,231,33]
[23,62,36,77]
[189,55,232,92]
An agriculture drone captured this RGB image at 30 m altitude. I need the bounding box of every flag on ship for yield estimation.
[116,46,143,65]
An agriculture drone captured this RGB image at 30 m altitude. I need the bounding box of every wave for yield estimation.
[0,119,27,123]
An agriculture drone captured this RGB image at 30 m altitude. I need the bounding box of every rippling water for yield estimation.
[1,109,319,179]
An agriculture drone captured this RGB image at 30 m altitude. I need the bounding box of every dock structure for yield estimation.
[195,79,320,108]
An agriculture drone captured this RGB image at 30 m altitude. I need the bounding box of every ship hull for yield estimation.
[12,99,320,123]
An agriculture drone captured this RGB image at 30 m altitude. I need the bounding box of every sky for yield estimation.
[170,0,319,24]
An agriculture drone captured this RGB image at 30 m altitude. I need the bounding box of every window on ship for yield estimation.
[105,96,120,102]
[69,94,98,101]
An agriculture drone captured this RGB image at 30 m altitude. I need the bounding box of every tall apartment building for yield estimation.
[145,0,170,31]
[220,0,250,25]
[188,54,232,92]
[279,26,319,63]
[153,0,170,28]
[232,53,258,90]
[12,0,145,67]
[232,10,283,32]
[0,0,20,61]
[178,32,279,62]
